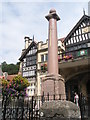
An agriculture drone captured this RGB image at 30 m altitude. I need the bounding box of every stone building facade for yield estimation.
[19,38,65,96]
[37,39,65,96]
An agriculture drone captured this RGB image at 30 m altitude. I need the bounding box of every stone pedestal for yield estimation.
[41,74,66,100]
[40,101,81,120]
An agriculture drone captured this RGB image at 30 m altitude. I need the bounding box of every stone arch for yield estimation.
[65,70,90,82]
[65,71,90,101]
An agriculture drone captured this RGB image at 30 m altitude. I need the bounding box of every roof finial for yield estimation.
[83,8,85,15]
[32,35,34,41]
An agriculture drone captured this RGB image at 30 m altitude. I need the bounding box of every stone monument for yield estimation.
[40,9,81,120]
[41,8,66,100]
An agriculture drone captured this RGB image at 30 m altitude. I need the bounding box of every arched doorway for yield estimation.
[65,77,79,102]
[65,73,90,118]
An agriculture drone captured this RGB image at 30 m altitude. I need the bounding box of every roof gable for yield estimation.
[64,15,90,44]
[19,41,37,61]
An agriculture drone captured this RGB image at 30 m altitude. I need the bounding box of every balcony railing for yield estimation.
[38,48,89,72]
[58,48,89,62]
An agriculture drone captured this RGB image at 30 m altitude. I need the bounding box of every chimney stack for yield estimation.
[24,36,32,49]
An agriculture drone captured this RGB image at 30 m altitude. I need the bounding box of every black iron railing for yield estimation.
[79,94,90,120]
[2,94,66,120]
[2,93,90,120]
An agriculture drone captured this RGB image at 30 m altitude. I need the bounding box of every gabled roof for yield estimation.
[19,41,37,61]
[64,15,90,43]
[7,74,17,81]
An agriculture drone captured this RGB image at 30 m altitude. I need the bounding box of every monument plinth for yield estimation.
[41,9,66,100]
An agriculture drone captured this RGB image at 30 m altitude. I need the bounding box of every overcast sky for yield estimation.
[0,0,89,64]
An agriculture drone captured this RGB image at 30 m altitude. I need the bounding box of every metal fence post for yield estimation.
[59,94,61,100]
[47,93,49,101]
[21,98,24,120]
[53,94,55,100]
[31,96,33,119]
[3,95,7,120]
[42,92,44,105]
[15,96,19,120]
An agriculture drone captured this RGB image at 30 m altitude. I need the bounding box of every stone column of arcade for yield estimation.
[41,8,66,100]
[40,9,81,120]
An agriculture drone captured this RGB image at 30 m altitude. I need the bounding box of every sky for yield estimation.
[0,0,89,64]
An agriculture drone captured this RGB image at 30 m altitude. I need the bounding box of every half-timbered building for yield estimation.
[64,15,90,59]
[19,37,37,97]
[58,14,90,117]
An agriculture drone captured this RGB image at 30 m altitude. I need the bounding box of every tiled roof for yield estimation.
[59,37,65,43]
[7,74,17,81]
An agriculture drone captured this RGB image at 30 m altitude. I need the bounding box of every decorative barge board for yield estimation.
[64,15,90,58]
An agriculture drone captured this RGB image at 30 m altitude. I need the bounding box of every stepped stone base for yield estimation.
[39,100,81,120]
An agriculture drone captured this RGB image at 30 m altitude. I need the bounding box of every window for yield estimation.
[82,44,87,48]
[78,45,82,49]
[68,47,73,51]
[74,46,77,50]
[88,33,90,39]
[41,55,44,62]
[45,54,48,61]
[33,60,36,64]
[87,43,90,47]
[26,55,36,66]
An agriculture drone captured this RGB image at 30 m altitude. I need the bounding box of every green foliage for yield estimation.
[2,79,9,96]
[13,75,30,91]
[41,63,47,71]
[2,75,30,98]
[2,61,20,75]
[2,79,9,86]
